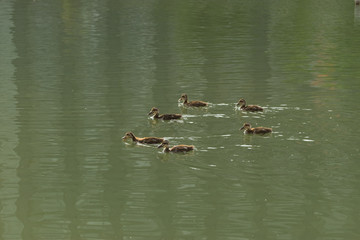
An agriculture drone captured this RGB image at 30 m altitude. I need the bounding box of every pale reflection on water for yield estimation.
[1,0,360,239]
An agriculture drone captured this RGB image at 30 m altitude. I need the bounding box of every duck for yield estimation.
[157,140,194,153]
[237,98,263,111]
[148,107,182,120]
[178,93,208,107]
[240,123,272,135]
[122,132,164,144]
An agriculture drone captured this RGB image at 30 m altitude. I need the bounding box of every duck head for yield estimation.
[237,98,246,106]
[148,107,159,116]
[122,132,135,140]
[178,93,188,103]
[240,123,251,130]
[157,139,169,148]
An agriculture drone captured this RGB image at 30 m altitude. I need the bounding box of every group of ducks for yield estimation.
[122,94,272,153]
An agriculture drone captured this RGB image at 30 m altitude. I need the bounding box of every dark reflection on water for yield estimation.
[0,0,360,239]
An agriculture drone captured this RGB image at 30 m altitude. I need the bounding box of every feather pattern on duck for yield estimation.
[237,98,263,111]
[122,132,164,144]
[157,140,194,153]
[240,123,272,135]
[178,93,208,107]
[148,107,182,120]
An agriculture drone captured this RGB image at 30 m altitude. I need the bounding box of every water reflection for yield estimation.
[1,0,360,239]
[355,5,360,25]
[0,1,23,239]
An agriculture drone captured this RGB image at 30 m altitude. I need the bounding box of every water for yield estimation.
[1,1,360,239]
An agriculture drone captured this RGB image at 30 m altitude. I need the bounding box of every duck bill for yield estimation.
[240,126,245,130]
[148,111,153,116]
[157,143,164,148]
[178,98,182,102]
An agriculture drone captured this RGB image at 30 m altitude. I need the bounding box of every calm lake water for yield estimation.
[1,1,360,239]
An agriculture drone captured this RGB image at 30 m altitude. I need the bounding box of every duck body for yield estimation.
[240,123,272,135]
[179,94,208,107]
[158,140,194,153]
[148,107,182,120]
[237,98,263,112]
[241,105,264,112]
[156,113,182,120]
[122,132,164,144]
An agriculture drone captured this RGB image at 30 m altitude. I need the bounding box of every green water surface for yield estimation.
[1,1,360,239]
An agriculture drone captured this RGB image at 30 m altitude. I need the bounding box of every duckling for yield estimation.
[178,93,208,107]
[157,140,194,153]
[240,123,272,135]
[122,132,164,144]
[148,107,182,120]
[237,98,263,111]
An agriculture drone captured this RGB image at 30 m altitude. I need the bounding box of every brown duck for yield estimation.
[122,132,164,144]
[237,98,263,111]
[157,140,194,153]
[178,93,208,107]
[240,123,272,135]
[148,107,182,120]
